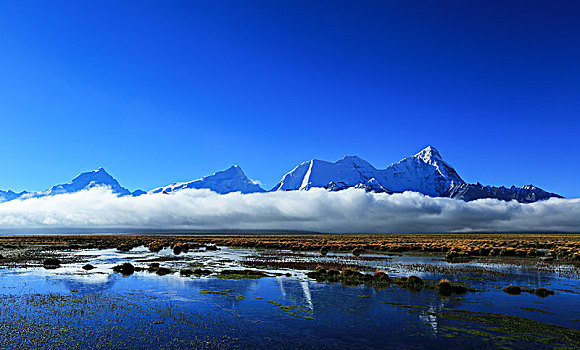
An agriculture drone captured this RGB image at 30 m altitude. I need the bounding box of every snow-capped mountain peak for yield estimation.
[0,147,563,203]
[273,146,467,196]
[150,165,265,195]
[272,156,381,191]
[221,165,246,177]
[338,155,370,164]
[9,167,135,200]
[44,167,132,197]
[414,146,442,163]
[380,146,465,196]
[0,190,28,203]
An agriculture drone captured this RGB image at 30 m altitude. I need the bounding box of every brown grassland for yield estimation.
[1,233,579,263]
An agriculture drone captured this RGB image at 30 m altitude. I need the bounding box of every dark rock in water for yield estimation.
[341,268,362,278]
[117,244,131,252]
[112,262,135,276]
[193,268,212,275]
[503,285,554,297]
[437,280,454,296]
[148,242,164,253]
[352,248,364,256]
[503,285,522,295]
[155,267,172,276]
[204,244,219,251]
[43,258,61,269]
[445,182,562,203]
[534,287,555,298]
[406,275,424,290]
[373,271,390,282]
[452,285,468,295]
[82,264,95,271]
[306,270,321,278]
[180,268,212,277]
[180,269,193,276]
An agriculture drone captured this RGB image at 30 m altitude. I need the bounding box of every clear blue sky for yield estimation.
[0,1,578,196]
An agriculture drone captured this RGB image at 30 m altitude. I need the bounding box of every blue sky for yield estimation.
[0,1,578,196]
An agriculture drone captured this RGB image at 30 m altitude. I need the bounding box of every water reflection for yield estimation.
[0,246,579,349]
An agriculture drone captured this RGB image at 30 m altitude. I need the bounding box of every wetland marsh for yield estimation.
[0,234,579,349]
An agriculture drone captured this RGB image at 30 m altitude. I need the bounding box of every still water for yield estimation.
[0,247,578,349]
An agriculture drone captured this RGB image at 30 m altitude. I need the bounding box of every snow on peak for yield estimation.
[222,165,244,175]
[14,167,133,199]
[46,167,132,196]
[273,147,466,196]
[382,147,465,196]
[0,189,28,203]
[0,147,562,203]
[414,146,442,163]
[150,165,265,195]
[72,167,114,182]
[273,156,381,191]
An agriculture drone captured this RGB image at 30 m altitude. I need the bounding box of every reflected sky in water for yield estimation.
[0,246,579,349]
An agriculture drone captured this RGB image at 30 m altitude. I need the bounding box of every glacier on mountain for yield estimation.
[150,165,265,195]
[0,146,562,203]
[272,155,385,191]
[273,146,464,196]
[272,146,561,202]
[0,168,143,202]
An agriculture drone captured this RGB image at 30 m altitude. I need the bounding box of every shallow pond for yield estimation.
[0,246,579,349]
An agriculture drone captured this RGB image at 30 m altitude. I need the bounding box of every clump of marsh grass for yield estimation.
[43,258,61,269]
[112,262,135,276]
[437,279,453,296]
[82,264,95,271]
[503,285,522,295]
[503,284,555,297]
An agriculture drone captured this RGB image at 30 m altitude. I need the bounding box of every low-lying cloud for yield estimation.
[0,187,579,233]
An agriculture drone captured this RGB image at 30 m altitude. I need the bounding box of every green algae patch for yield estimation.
[200,289,246,301]
[0,292,239,349]
[438,309,580,348]
[215,269,268,279]
[262,300,315,320]
[441,326,506,340]
[278,305,315,320]
[279,305,312,313]
[200,289,230,296]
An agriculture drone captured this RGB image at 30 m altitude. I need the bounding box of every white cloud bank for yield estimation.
[0,187,579,233]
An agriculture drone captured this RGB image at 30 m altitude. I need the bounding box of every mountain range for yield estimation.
[0,146,562,203]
